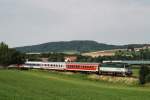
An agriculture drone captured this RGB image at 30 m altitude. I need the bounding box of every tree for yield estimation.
[127,45,135,51]
[146,74,150,83]
[0,42,25,67]
[139,65,149,85]
[0,42,10,66]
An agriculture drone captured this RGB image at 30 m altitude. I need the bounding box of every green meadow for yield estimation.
[0,69,150,100]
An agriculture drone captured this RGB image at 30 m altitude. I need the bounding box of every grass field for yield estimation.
[0,69,150,100]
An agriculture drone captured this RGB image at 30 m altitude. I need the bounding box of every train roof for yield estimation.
[66,62,100,65]
[103,60,150,65]
[25,61,66,64]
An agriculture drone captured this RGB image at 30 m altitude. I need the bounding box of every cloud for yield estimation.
[0,0,150,47]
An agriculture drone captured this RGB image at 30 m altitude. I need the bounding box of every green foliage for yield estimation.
[146,74,150,83]
[114,48,150,60]
[25,54,42,61]
[0,42,25,66]
[140,49,150,60]
[139,65,150,85]
[48,53,65,62]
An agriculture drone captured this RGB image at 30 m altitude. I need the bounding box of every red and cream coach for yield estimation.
[65,62,99,72]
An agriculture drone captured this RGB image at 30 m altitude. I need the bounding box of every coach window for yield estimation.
[76,65,78,68]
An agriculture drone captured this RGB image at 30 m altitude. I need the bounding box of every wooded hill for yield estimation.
[15,40,147,53]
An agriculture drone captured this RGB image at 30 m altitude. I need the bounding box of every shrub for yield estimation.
[146,74,150,83]
[139,65,149,85]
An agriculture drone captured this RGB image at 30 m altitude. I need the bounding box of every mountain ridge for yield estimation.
[15,40,148,53]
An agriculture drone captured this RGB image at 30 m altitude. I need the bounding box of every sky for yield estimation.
[0,0,150,47]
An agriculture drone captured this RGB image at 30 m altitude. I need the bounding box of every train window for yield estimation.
[79,65,81,68]
[74,65,77,68]
[101,63,127,68]
[68,65,70,68]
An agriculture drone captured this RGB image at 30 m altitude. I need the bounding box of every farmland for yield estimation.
[0,69,150,100]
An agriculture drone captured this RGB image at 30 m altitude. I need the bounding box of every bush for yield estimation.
[146,74,150,83]
[139,65,149,85]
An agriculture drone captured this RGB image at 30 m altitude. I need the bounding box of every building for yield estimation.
[64,56,77,62]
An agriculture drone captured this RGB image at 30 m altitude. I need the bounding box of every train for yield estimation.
[22,61,132,76]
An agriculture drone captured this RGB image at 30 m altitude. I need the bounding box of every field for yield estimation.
[0,69,150,100]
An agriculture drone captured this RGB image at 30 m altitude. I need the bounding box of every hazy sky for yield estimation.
[0,0,150,47]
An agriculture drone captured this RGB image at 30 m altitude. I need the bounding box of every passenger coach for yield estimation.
[66,62,99,72]
[24,61,66,70]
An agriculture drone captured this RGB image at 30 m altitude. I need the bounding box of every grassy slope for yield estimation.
[0,70,150,100]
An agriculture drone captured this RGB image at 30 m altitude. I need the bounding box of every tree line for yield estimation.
[1,42,150,65]
[0,42,25,67]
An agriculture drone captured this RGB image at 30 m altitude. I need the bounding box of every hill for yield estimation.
[0,69,150,100]
[15,40,146,53]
